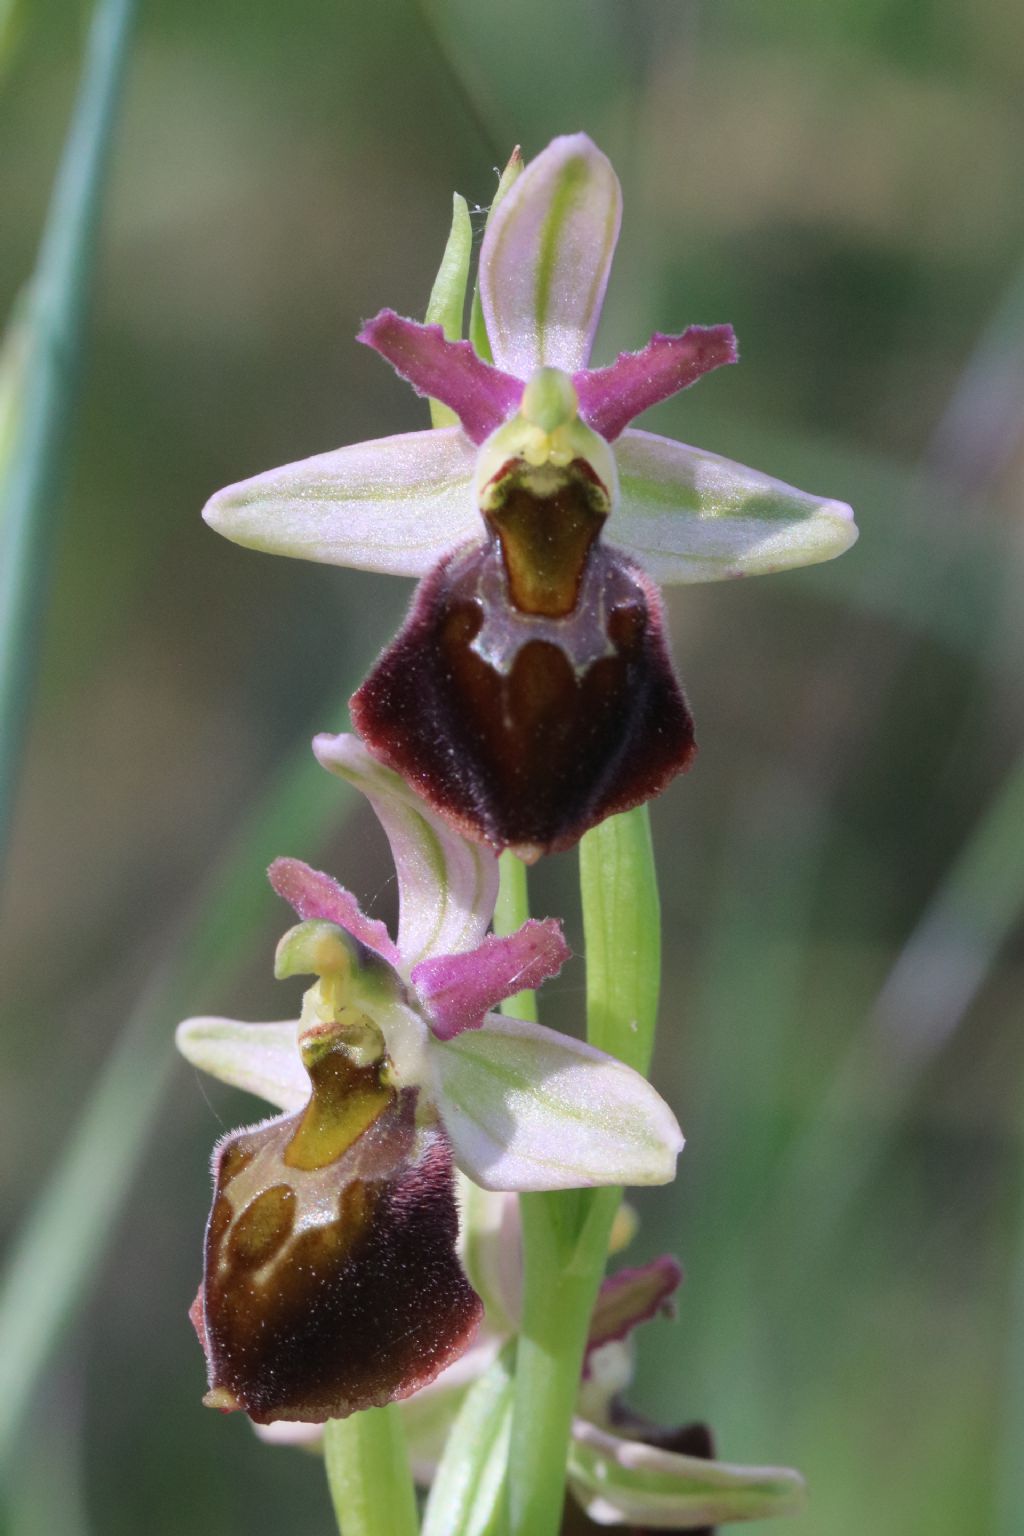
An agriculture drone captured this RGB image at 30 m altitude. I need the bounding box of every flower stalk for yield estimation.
[505,807,663,1536]
[323,1405,419,1536]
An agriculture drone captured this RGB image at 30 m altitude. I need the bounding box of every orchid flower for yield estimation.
[203,134,857,859]
[177,735,682,1424]
[257,1187,805,1531]
[444,1194,806,1533]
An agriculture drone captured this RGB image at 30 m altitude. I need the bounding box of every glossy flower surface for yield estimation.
[204,134,856,857]
[178,737,683,1422]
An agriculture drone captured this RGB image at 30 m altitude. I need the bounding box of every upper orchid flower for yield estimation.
[203,134,856,859]
[177,735,682,1423]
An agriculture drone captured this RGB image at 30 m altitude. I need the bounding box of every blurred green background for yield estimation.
[2,0,1024,1531]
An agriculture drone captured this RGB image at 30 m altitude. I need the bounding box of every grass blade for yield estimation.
[0,0,137,869]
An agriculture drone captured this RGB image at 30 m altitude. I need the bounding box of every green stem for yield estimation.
[509,1185,618,1536]
[579,804,662,1074]
[0,0,137,871]
[505,807,662,1536]
[323,1405,419,1536]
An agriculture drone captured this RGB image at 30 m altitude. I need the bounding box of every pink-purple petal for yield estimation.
[411,918,571,1040]
[359,311,522,444]
[574,327,738,442]
[268,857,400,964]
[480,134,622,376]
[584,1256,683,1374]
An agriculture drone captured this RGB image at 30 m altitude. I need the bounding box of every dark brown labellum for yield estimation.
[194,1045,482,1423]
[351,516,696,860]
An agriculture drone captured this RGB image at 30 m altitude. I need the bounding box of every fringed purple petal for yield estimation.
[584,1256,683,1374]
[479,134,622,376]
[411,918,570,1040]
[268,857,400,964]
[574,326,738,442]
[359,310,522,444]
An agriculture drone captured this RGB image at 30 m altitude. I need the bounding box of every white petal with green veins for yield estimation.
[312,733,499,968]
[175,1016,305,1111]
[434,1013,683,1192]
[568,1418,807,1528]
[202,426,480,577]
[480,134,621,377]
[612,427,857,582]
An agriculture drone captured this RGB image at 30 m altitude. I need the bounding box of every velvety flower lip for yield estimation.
[193,1054,481,1426]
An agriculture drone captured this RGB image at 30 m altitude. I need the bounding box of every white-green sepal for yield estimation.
[175,1016,304,1111]
[433,1013,683,1192]
[612,427,857,582]
[202,426,480,577]
[568,1418,807,1528]
[479,133,621,376]
[312,732,498,968]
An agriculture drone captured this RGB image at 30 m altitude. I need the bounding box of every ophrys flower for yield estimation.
[203,135,857,858]
[177,736,682,1422]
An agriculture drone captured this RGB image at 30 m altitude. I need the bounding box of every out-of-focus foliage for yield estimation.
[2,0,1023,1532]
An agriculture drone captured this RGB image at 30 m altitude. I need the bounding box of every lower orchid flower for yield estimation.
[253,1186,805,1532]
[446,1194,807,1534]
[177,735,683,1424]
[202,132,857,859]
